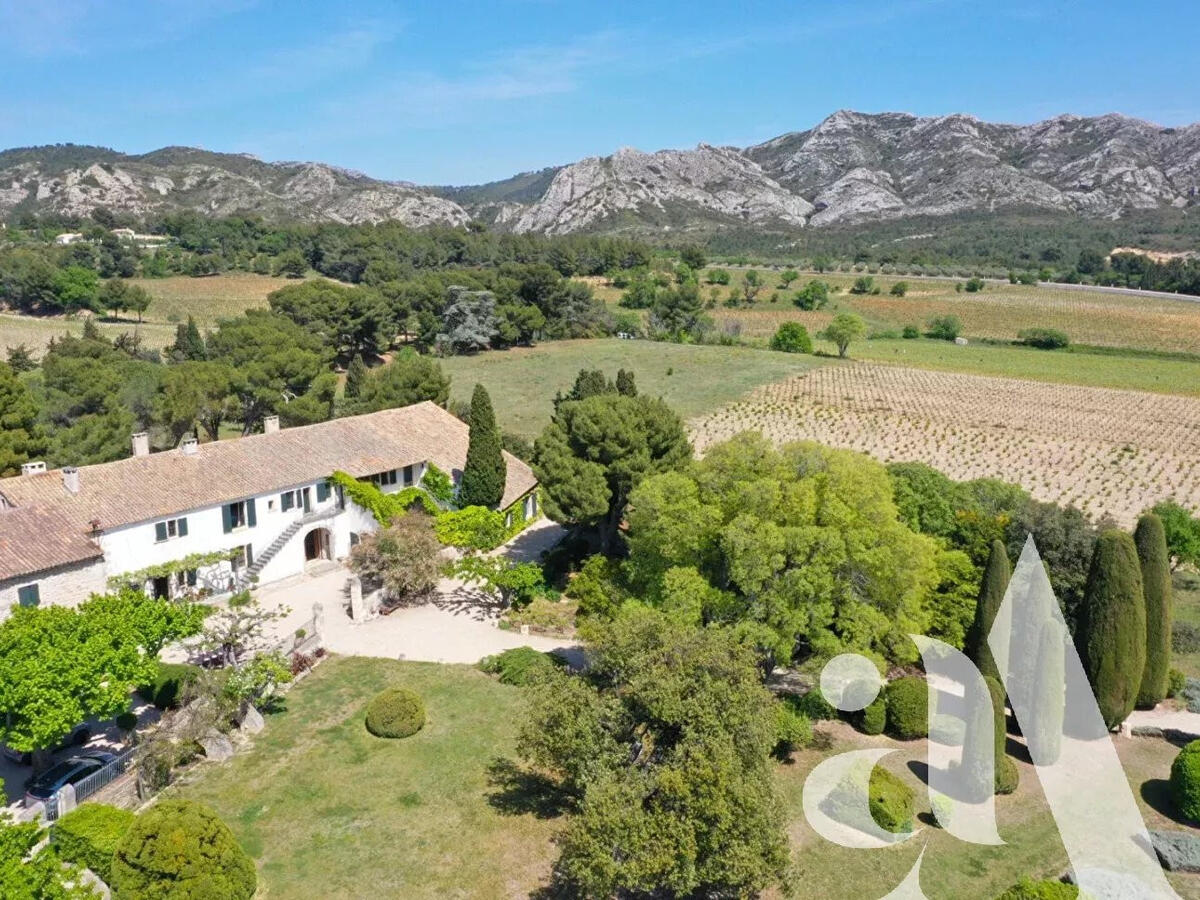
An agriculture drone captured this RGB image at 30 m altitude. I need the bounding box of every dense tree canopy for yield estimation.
[534,391,691,553]
[520,609,789,898]
[625,433,940,663]
[0,360,47,475]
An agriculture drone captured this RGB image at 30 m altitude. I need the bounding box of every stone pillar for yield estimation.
[348,576,365,622]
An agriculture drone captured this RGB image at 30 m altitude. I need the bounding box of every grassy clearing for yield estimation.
[0,313,177,352]
[170,656,561,900]
[834,337,1200,397]
[440,338,828,439]
[172,657,1200,899]
[590,270,1200,355]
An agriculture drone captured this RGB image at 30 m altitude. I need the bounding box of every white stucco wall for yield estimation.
[0,558,108,621]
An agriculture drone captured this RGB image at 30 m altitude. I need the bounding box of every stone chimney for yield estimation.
[20,461,46,476]
[62,466,81,494]
[131,432,150,457]
[263,415,280,435]
[181,436,199,456]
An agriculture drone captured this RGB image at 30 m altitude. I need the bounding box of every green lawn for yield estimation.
[830,337,1200,397]
[170,656,561,899]
[170,656,1200,899]
[440,338,829,439]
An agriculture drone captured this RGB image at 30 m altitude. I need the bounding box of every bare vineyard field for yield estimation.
[691,362,1200,525]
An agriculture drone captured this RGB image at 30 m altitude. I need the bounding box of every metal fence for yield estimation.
[42,745,137,822]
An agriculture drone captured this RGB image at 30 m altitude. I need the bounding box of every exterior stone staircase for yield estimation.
[244,505,340,583]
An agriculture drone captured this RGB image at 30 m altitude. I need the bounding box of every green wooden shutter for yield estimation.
[155,522,168,542]
[17,584,40,607]
[246,499,257,528]
[178,517,188,537]
[281,491,294,511]
[222,504,234,534]
[316,481,330,502]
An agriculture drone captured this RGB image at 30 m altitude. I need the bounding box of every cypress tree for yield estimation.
[344,354,368,401]
[1135,513,1173,709]
[1027,621,1065,766]
[959,674,995,802]
[986,675,1018,795]
[170,316,206,361]
[965,540,1010,683]
[1078,530,1146,729]
[459,383,506,508]
[616,369,638,397]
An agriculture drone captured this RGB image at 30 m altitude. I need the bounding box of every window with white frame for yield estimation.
[154,517,189,543]
[370,470,398,487]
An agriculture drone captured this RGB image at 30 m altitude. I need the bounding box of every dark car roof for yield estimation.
[26,756,106,797]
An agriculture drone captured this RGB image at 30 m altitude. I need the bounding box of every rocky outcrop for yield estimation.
[5,110,1199,233]
[0,146,469,227]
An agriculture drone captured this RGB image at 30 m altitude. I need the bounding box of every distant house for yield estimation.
[0,403,538,617]
[110,227,136,239]
[54,233,83,245]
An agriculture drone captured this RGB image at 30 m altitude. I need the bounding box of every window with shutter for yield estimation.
[178,517,188,537]
[281,491,294,511]
[17,584,40,607]
[222,504,234,533]
[246,499,257,527]
[316,481,330,502]
[155,522,168,542]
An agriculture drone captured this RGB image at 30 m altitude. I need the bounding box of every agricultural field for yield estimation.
[691,362,1200,525]
[440,338,827,440]
[0,273,290,354]
[589,270,1200,354]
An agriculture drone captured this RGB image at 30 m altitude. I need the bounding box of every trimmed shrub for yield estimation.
[901,324,920,339]
[868,765,915,833]
[1169,668,1188,699]
[138,661,201,710]
[794,689,837,721]
[1171,740,1200,822]
[1135,513,1173,709]
[859,694,887,735]
[365,688,426,738]
[54,803,134,880]
[885,677,928,740]
[773,703,813,757]
[111,800,256,900]
[769,322,813,354]
[995,878,1078,899]
[1017,328,1070,350]
[479,647,561,686]
[115,712,138,732]
[1079,530,1147,729]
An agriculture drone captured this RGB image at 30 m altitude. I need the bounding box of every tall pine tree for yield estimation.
[1078,530,1146,729]
[344,354,368,401]
[459,384,506,509]
[1135,513,1173,709]
[965,540,1010,683]
[169,316,206,362]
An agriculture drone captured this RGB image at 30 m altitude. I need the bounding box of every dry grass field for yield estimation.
[590,271,1200,354]
[691,362,1200,525]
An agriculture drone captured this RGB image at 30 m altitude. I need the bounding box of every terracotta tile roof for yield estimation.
[0,403,537,576]
[0,505,103,581]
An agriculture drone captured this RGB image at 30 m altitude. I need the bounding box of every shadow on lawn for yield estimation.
[1141,778,1197,827]
[486,758,571,819]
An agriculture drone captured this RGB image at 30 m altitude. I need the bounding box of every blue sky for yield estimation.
[1,0,1198,185]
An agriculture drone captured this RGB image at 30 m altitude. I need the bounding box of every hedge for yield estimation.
[138,661,201,710]
[995,878,1078,899]
[479,647,561,686]
[365,688,426,739]
[1172,740,1200,823]
[868,765,915,834]
[859,694,887,735]
[885,677,928,740]
[111,800,256,900]
[793,689,837,721]
[773,703,813,757]
[54,803,134,880]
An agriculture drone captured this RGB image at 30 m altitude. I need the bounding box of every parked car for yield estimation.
[23,751,116,807]
[2,725,92,766]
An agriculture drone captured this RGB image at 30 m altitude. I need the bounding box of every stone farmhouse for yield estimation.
[0,402,538,617]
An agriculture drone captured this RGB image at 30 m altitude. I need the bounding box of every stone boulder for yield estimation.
[1151,829,1200,873]
[239,704,265,736]
[198,731,234,763]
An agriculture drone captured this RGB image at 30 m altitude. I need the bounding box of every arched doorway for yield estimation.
[304,528,332,563]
